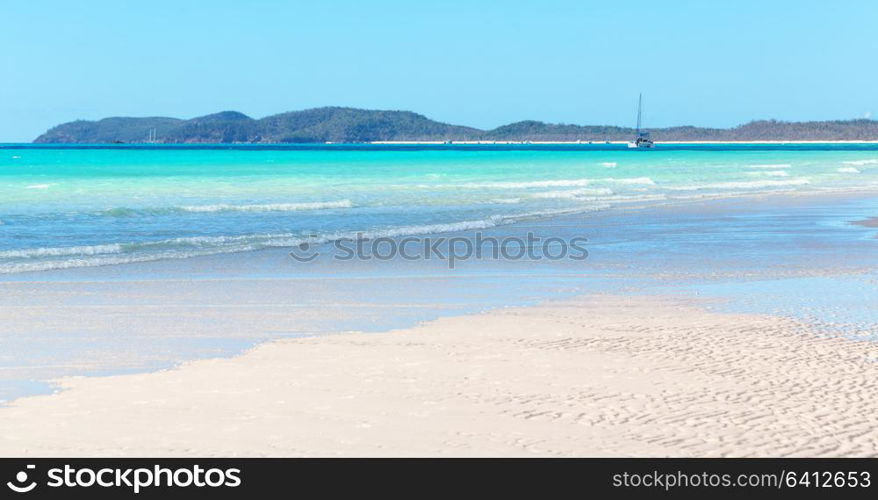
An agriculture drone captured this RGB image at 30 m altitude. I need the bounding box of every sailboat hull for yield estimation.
[628,139,655,148]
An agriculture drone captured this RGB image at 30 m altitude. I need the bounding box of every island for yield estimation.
[33,107,878,144]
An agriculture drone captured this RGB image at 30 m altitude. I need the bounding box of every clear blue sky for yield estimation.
[3,0,876,141]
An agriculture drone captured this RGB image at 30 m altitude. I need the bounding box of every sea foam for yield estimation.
[422,177,654,190]
[747,170,790,177]
[0,204,611,273]
[178,200,353,213]
[668,178,810,191]
[600,177,655,185]
[99,200,353,217]
[532,188,614,199]
[453,179,596,189]
[842,159,878,166]
[0,243,124,259]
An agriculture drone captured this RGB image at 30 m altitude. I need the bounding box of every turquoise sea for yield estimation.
[2,144,878,274]
[2,144,878,403]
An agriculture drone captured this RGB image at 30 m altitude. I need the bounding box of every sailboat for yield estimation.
[628,94,655,148]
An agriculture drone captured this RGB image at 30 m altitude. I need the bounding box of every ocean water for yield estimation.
[3,144,878,403]
[2,144,878,274]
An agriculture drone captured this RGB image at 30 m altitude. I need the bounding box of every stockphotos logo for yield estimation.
[5,464,240,494]
[6,465,37,493]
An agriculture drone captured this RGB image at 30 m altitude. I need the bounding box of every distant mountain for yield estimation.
[257,107,482,143]
[482,121,635,141]
[163,111,258,143]
[35,116,185,144]
[480,119,878,141]
[34,107,481,144]
[720,119,878,141]
[33,108,878,143]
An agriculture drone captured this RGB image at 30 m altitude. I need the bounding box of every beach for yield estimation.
[0,293,876,457]
[5,0,878,479]
[2,144,878,457]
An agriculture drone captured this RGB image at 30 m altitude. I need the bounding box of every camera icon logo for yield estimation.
[6,465,37,493]
[289,239,319,262]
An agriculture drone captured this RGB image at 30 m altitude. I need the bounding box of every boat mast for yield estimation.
[636,93,642,135]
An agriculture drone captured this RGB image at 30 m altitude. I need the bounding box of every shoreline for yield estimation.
[371,140,878,145]
[1,293,875,457]
[5,140,878,147]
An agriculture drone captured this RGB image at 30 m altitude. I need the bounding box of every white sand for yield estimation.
[1,294,876,457]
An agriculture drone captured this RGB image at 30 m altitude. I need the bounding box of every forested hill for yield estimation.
[33,108,878,143]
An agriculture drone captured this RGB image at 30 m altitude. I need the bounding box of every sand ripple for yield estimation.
[0,295,875,457]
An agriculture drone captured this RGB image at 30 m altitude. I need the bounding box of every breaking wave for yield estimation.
[746,170,790,177]
[668,178,811,191]
[99,200,353,217]
[178,200,353,213]
[0,206,605,274]
[424,177,654,189]
[532,188,614,199]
